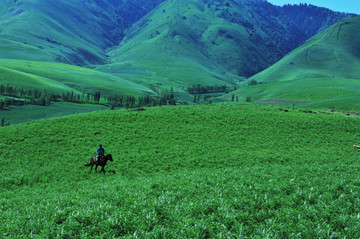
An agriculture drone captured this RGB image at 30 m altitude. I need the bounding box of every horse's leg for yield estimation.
[90,164,94,174]
[101,166,105,174]
[95,164,99,173]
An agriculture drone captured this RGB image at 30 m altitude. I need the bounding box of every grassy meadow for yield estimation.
[1,104,360,237]
[0,59,155,97]
[233,16,360,111]
[0,102,108,125]
[1,0,358,113]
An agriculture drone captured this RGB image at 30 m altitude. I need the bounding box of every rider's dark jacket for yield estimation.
[96,147,105,155]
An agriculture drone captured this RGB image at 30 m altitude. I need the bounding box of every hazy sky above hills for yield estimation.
[267,0,360,14]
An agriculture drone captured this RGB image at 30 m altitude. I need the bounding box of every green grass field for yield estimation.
[1,4,360,236]
[1,104,360,237]
[0,59,155,96]
[0,102,108,125]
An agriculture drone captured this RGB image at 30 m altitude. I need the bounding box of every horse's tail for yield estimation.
[85,158,94,167]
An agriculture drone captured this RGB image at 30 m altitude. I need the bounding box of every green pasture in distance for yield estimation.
[0,102,108,125]
[1,104,360,237]
[233,77,360,111]
[0,59,155,96]
[232,16,360,111]
[95,61,236,91]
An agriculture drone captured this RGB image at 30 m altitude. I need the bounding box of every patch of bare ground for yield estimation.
[258,100,310,105]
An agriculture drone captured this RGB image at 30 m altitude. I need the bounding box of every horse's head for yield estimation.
[107,154,113,162]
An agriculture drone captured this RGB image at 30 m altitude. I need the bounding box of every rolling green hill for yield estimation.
[233,16,360,111]
[0,0,109,65]
[0,0,165,66]
[107,0,247,88]
[2,104,360,237]
[105,0,354,89]
[0,59,155,96]
[0,0,159,100]
[0,0,356,107]
[2,0,350,88]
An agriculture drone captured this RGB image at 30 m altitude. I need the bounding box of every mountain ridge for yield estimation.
[104,0,355,89]
[232,16,360,110]
[0,0,356,99]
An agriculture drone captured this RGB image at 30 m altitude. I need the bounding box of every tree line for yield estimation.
[109,88,176,108]
[1,116,10,127]
[0,84,177,110]
[187,84,227,94]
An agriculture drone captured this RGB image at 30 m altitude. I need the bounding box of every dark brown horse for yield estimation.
[85,154,113,174]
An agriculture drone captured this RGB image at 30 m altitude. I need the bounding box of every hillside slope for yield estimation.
[0,0,111,65]
[0,59,155,96]
[0,0,166,65]
[0,0,355,98]
[108,0,248,88]
[106,0,354,88]
[234,16,360,110]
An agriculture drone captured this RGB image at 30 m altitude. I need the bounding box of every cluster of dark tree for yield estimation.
[0,96,51,108]
[231,95,240,102]
[0,99,10,110]
[61,91,102,103]
[0,84,178,111]
[0,84,110,108]
[248,79,259,86]
[107,88,176,109]
[193,95,213,104]
[248,79,267,86]
[1,116,10,127]
[64,88,175,108]
[0,85,54,106]
[187,84,227,94]
[281,4,356,39]
[0,97,50,110]
[204,0,230,11]
[1,85,44,99]
[207,0,353,66]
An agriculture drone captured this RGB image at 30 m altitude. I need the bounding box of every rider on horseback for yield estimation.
[96,144,105,163]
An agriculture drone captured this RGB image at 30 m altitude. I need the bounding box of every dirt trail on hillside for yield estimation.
[305,20,360,69]
[336,21,360,42]
[306,48,312,68]
[258,100,310,105]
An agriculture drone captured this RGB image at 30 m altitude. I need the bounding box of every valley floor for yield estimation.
[1,104,360,237]
[0,102,108,125]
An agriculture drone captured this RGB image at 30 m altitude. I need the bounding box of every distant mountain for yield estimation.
[106,0,355,85]
[0,0,355,96]
[0,0,165,65]
[243,1,356,54]
[280,3,356,40]
[234,16,360,110]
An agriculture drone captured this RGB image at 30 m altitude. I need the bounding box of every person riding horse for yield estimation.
[96,144,105,163]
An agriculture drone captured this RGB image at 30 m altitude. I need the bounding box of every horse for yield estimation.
[84,154,113,174]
